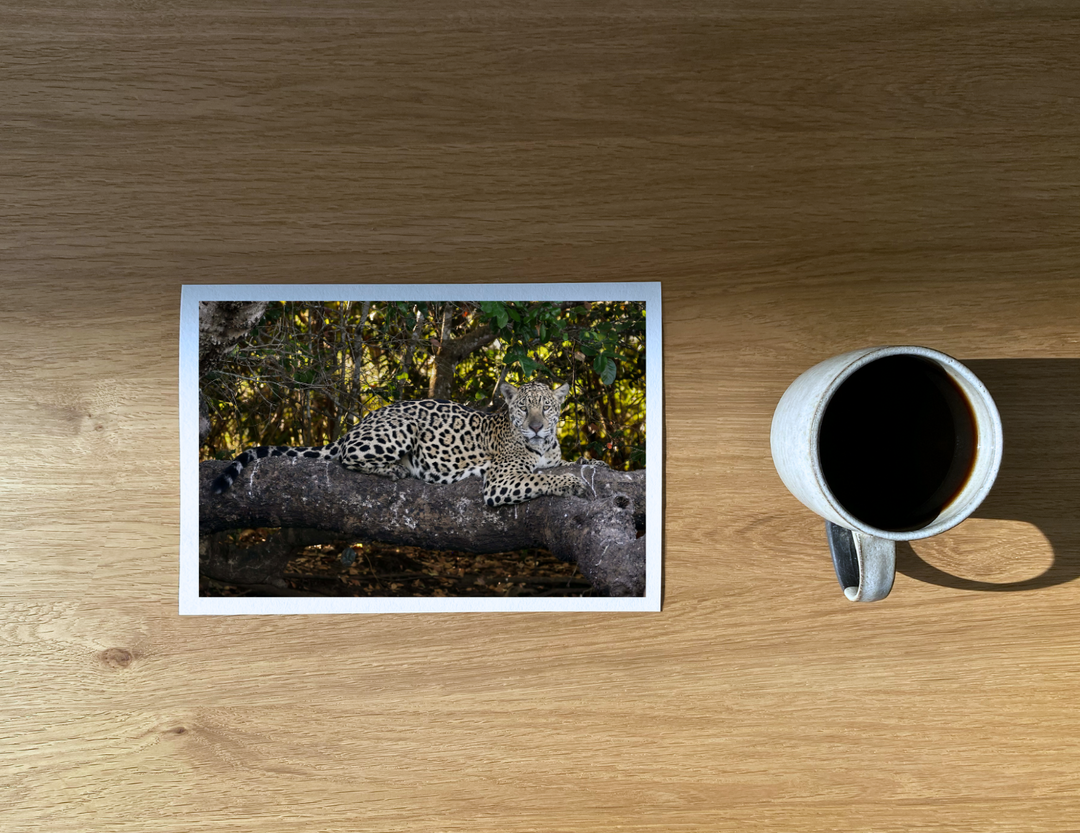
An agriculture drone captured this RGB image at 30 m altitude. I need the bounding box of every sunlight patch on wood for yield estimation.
[911,518,1054,585]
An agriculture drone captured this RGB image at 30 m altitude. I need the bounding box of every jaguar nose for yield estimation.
[528,418,543,434]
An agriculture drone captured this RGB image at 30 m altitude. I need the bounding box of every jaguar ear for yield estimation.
[499,381,519,404]
[553,383,570,403]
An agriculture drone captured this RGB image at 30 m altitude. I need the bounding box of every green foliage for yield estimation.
[201,300,646,470]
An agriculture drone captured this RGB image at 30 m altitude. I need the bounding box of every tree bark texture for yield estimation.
[198,301,269,364]
[199,458,647,597]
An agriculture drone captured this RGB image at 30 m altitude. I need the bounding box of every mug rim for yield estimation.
[808,345,1004,541]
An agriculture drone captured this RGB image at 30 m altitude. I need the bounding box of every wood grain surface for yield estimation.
[3,1,1079,830]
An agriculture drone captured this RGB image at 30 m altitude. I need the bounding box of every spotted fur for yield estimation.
[210,381,590,507]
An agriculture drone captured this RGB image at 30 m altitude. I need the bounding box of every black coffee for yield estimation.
[818,355,977,532]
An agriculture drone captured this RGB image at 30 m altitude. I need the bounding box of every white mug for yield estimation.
[770,346,1003,602]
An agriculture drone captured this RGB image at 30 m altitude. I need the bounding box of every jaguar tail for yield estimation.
[210,443,340,494]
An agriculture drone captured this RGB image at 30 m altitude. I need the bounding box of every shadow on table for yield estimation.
[896,359,1080,592]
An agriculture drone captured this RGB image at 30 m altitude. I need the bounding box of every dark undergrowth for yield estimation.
[200,532,595,598]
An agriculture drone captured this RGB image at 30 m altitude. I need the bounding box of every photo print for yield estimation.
[180,283,661,613]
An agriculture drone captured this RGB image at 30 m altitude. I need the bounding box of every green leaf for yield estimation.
[596,356,617,386]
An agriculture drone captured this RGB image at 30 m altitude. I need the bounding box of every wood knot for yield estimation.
[99,647,134,669]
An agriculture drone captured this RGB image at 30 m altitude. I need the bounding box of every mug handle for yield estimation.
[825,521,895,602]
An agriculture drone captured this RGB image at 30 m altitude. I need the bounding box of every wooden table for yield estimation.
[4,2,1078,830]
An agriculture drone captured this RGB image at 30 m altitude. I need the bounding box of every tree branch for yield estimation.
[199,459,647,597]
[429,322,498,399]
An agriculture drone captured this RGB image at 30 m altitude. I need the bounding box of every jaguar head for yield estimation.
[500,381,570,449]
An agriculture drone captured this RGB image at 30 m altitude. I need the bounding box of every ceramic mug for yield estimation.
[770,346,1003,602]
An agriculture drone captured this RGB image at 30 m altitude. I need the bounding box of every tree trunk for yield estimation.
[198,301,268,364]
[198,459,647,597]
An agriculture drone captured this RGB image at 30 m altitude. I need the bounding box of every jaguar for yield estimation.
[210,381,595,507]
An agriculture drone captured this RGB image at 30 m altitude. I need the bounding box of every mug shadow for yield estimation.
[896,359,1080,592]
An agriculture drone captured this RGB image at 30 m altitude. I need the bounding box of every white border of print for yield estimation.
[180,283,662,614]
